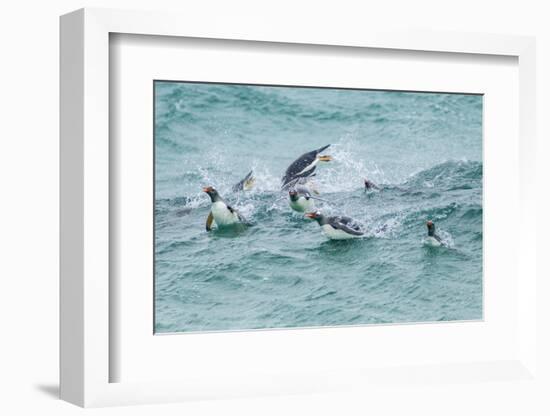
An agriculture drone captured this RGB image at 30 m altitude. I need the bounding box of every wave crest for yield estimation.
[405,160,482,190]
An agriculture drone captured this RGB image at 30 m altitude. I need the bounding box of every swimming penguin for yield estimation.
[202,186,247,231]
[305,211,364,240]
[425,220,444,246]
[364,178,381,191]
[232,170,256,192]
[288,186,316,213]
[281,145,332,189]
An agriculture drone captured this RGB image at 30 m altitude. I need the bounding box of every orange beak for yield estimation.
[305,212,316,219]
[202,186,211,193]
[318,155,332,162]
[426,220,433,226]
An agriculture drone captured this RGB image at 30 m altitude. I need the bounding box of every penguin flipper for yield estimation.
[335,222,364,236]
[434,234,446,246]
[334,217,364,235]
[281,167,317,189]
[227,205,242,220]
[205,211,215,231]
[227,205,252,226]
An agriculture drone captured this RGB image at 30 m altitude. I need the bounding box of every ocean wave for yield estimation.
[155,84,482,140]
[404,160,482,190]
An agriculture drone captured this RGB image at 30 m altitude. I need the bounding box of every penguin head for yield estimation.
[426,220,435,236]
[288,189,299,201]
[202,186,221,202]
[305,210,324,224]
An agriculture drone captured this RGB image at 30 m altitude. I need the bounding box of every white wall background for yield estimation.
[0,1,548,415]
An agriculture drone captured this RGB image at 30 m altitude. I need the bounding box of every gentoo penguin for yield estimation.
[425,220,444,246]
[281,145,332,189]
[288,186,316,213]
[305,211,364,240]
[364,178,381,191]
[232,170,256,192]
[202,186,247,231]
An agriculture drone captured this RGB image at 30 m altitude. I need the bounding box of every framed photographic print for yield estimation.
[60,8,538,407]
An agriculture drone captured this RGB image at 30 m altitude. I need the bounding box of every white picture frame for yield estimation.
[60,8,537,407]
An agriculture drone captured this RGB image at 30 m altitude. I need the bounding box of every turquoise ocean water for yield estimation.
[154,81,483,333]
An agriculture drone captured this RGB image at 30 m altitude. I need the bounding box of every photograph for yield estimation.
[154,81,483,333]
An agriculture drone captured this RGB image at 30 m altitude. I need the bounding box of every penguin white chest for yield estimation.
[425,236,442,247]
[321,224,357,240]
[211,201,239,226]
[296,159,319,176]
[289,196,315,212]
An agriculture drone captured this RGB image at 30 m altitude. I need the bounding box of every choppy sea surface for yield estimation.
[154,81,483,333]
